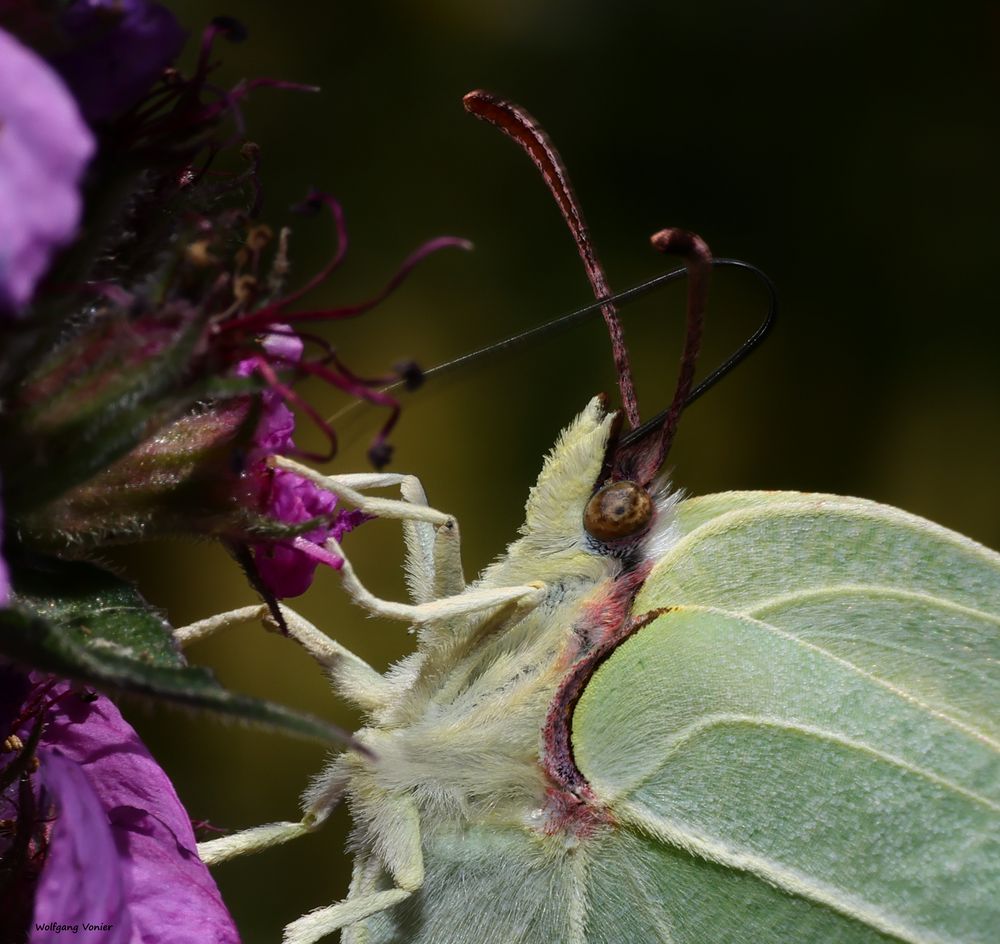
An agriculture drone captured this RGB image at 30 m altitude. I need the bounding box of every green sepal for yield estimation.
[1,555,351,747]
[3,305,262,515]
[21,387,262,549]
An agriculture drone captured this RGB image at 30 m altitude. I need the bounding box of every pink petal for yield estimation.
[36,685,239,944]
[0,28,94,312]
[31,750,131,944]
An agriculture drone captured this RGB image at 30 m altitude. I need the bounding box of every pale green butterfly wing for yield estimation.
[573,491,1000,943]
[365,821,898,944]
[362,826,581,943]
[644,491,999,743]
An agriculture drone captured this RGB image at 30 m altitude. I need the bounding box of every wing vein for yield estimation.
[696,606,1000,752]
[747,584,1000,629]
[619,713,999,812]
[617,801,957,944]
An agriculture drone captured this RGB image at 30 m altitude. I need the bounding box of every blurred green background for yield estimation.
[113,2,999,941]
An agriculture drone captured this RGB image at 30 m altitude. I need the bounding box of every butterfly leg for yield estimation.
[198,820,312,866]
[177,605,373,867]
[271,459,452,526]
[282,787,423,944]
[273,457,470,603]
[339,854,384,944]
[174,604,394,717]
[197,761,350,866]
[274,457,540,624]
[326,532,545,624]
[395,472,466,602]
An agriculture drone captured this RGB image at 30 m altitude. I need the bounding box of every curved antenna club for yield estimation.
[463,89,641,429]
[620,259,777,449]
[609,228,713,487]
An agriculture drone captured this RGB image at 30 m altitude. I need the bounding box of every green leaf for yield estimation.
[573,492,1000,943]
[1,556,350,746]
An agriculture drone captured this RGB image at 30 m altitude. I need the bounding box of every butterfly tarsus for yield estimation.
[326,532,546,625]
[282,786,424,944]
[269,459,453,526]
[175,602,369,673]
[270,458,547,625]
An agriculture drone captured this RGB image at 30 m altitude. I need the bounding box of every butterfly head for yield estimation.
[513,396,677,575]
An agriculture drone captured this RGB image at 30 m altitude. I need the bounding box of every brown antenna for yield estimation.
[609,228,712,486]
[463,90,641,429]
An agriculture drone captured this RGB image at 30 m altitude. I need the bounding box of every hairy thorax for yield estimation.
[344,556,627,836]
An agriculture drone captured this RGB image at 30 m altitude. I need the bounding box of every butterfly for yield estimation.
[188,91,1000,944]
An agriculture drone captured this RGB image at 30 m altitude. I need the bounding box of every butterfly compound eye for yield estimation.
[583,480,654,543]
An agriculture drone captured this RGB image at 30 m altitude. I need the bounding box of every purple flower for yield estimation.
[1,674,239,944]
[32,751,130,942]
[237,327,365,598]
[251,470,366,598]
[0,27,94,313]
[53,0,187,124]
[236,329,304,465]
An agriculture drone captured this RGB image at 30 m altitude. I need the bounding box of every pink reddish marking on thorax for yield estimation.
[539,559,660,836]
[540,782,613,839]
[575,560,654,651]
